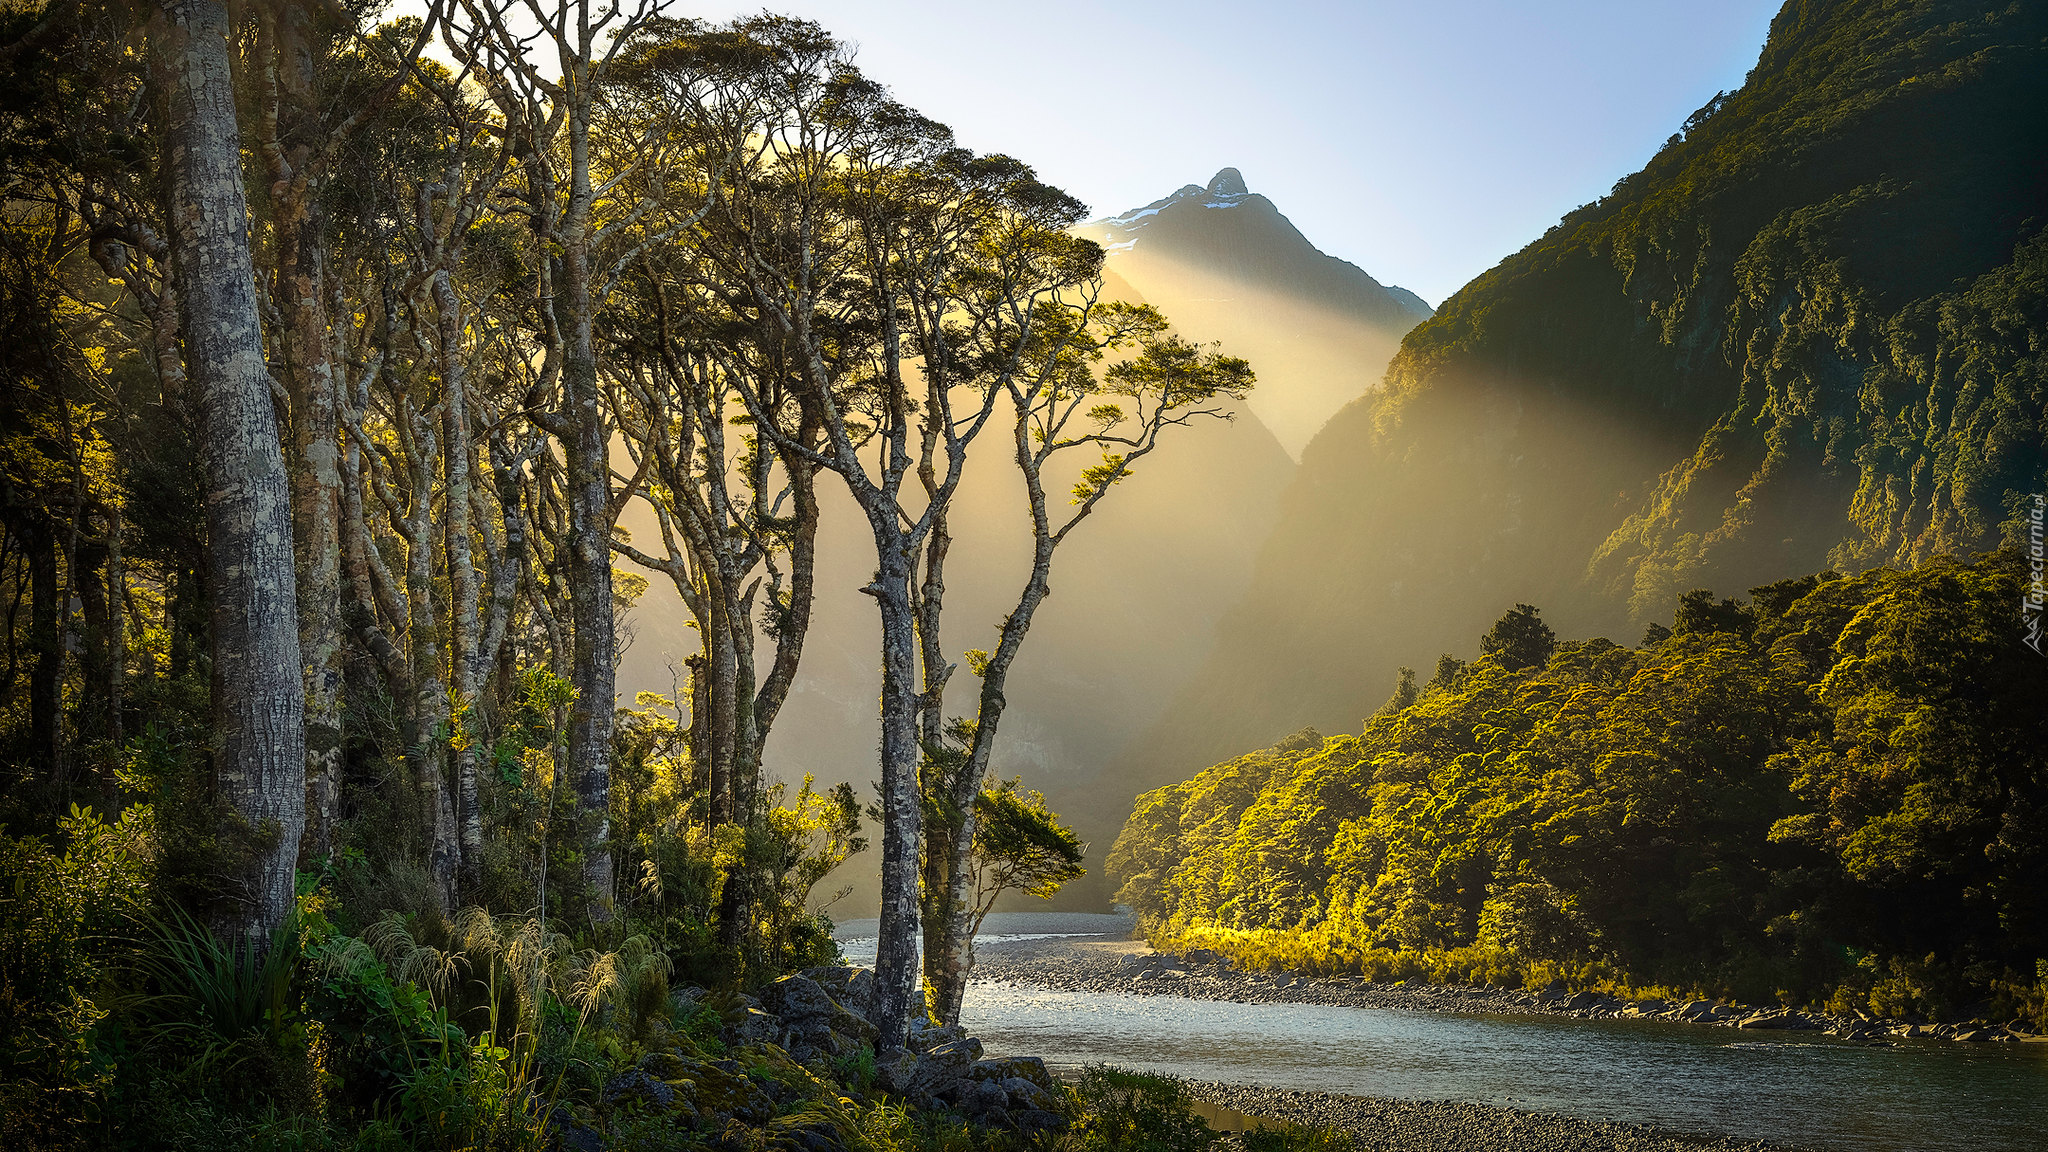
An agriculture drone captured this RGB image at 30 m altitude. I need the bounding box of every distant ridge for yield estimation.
[1086,168,1431,457]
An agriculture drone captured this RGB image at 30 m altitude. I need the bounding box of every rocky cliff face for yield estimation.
[1088,168,1433,457]
[1119,0,2048,796]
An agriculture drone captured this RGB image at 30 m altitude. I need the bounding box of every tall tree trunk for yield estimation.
[437,269,485,892]
[561,229,615,922]
[278,193,345,866]
[105,504,125,808]
[869,542,924,1049]
[913,508,954,1000]
[156,0,306,940]
[402,398,457,907]
[27,520,58,781]
[927,415,1061,1023]
[927,562,1048,1022]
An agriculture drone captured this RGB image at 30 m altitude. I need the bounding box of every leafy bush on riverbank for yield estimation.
[1110,551,2048,1028]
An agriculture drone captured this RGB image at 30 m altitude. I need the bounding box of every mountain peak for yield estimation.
[1207,167,1249,197]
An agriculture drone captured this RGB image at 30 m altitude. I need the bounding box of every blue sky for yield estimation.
[682,0,1784,306]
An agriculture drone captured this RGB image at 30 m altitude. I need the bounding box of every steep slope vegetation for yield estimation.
[1128,0,2048,789]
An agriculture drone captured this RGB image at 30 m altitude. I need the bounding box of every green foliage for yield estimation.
[0,804,154,1149]
[132,906,305,1078]
[1067,1067,1216,1152]
[1112,552,2048,1025]
[1479,604,1555,672]
[971,779,1087,914]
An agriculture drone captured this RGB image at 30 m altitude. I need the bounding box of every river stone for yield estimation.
[801,966,877,1020]
[962,1077,1009,1117]
[1002,1075,1056,1111]
[925,1036,983,1070]
[727,1007,781,1045]
[760,975,837,1018]
[603,1069,676,1112]
[1014,1108,1067,1133]
[905,1020,967,1053]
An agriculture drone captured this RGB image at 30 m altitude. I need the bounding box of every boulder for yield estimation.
[924,1036,984,1074]
[969,1055,1055,1090]
[760,975,839,1019]
[547,1107,604,1152]
[761,973,877,1055]
[1678,1000,1731,1022]
[906,1020,968,1053]
[1002,1076,1058,1111]
[881,1035,983,1100]
[961,1077,1009,1118]
[801,966,878,1021]
[727,1007,781,1045]
[603,1068,677,1112]
[1014,1108,1067,1133]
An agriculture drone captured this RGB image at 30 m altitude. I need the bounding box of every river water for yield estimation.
[832,919,2048,1151]
[961,983,2048,1152]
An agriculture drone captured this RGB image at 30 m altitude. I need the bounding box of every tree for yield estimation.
[452,0,669,923]
[251,1,438,867]
[1673,588,1753,639]
[963,779,1085,940]
[1479,603,1554,672]
[152,0,305,938]
[670,29,1115,1045]
[919,306,1254,1023]
[1372,667,1418,719]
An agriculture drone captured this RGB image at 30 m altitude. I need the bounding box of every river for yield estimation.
[836,918,2048,1152]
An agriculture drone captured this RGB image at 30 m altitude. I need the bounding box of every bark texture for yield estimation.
[157,0,307,940]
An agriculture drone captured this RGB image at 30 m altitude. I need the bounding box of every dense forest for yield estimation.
[1110,550,2048,1028]
[0,1,1256,1147]
[1128,0,2048,785]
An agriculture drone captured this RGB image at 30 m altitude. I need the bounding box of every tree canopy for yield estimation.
[1110,550,2048,1025]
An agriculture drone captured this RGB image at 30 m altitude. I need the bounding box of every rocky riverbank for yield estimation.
[969,932,2043,1046]
[1187,1081,1795,1152]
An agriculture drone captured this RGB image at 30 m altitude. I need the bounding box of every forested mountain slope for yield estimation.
[1125,0,2048,788]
